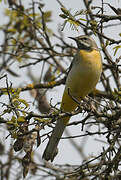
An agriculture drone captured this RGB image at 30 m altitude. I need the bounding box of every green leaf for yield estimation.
[34,117,50,123]
[7,28,16,33]
[59,14,67,19]
[113,45,121,56]
[11,116,16,123]
[105,40,109,47]
[18,98,29,108]
[61,7,69,16]
[68,19,79,31]
[17,116,25,123]
[44,11,52,22]
[113,88,121,100]
[79,18,87,21]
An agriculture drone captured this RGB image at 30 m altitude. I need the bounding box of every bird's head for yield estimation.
[69,35,98,51]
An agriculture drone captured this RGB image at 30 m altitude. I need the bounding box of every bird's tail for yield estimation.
[43,88,78,161]
[42,116,69,161]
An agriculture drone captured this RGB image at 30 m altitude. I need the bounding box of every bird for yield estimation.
[42,35,102,161]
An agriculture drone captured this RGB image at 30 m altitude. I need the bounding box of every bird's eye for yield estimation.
[83,37,88,41]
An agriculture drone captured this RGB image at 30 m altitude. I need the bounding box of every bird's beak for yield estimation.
[68,37,77,42]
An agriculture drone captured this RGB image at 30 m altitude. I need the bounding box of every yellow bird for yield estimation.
[43,35,102,161]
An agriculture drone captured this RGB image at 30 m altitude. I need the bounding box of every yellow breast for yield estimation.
[61,49,102,115]
[79,49,102,71]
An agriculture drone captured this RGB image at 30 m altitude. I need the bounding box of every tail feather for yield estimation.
[42,118,67,161]
[43,89,78,161]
